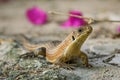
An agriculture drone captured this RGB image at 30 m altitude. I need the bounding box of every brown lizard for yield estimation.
[23,25,93,67]
[22,30,79,56]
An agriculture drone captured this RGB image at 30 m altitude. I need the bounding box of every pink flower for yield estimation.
[26,6,47,25]
[61,10,86,28]
[117,26,120,33]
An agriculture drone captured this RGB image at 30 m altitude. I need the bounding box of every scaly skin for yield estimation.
[23,25,93,67]
[56,26,93,67]
[23,30,80,57]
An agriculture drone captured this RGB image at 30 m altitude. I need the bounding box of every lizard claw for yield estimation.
[54,63,75,70]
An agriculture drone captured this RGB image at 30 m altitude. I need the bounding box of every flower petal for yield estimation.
[26,6,47,25]
[62,10,86,28]
[117,26,120,33]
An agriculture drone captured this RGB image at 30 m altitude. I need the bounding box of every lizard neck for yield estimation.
[46,32,74,63]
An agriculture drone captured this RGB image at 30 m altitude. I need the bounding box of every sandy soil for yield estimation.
[0,0,120,80]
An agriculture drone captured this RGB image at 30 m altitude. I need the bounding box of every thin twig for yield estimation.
[49,11,91,20]
[48,11,120,24]
[94,19,120,23]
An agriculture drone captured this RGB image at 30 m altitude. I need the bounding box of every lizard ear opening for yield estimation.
[72,36,75,41]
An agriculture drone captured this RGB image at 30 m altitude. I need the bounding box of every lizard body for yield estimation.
[23,25,93,67]
[57,26,93,67]
[23,30,80,58]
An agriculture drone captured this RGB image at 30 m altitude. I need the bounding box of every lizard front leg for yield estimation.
[33,47,46,57]
[52,54,76,70]
[79,51,92,67]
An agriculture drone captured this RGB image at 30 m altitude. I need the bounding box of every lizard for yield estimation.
[22,30,79,57]
[22,25,93,68]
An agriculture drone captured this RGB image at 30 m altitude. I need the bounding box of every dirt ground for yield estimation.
[0,0,120,80]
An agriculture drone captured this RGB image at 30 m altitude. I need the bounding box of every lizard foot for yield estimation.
[85,64,92,68]
[19,52,36,59]
[54,62,76,70]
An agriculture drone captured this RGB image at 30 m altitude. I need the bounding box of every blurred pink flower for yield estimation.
[117,26,120,33]
[61,10,86,28]
[26,6,47,25]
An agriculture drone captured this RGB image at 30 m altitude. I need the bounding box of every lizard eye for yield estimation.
[78,28,82,32]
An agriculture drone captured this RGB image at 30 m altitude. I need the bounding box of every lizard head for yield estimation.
[72,26,93,40]
[77,26,93,39]
[71,26,93,46]
[78,26,93,34]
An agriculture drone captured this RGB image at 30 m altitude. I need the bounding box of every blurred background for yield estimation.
[1,1,120,80]
[0,0,120,41]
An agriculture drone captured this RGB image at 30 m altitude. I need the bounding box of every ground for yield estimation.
[0,0,120,80]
